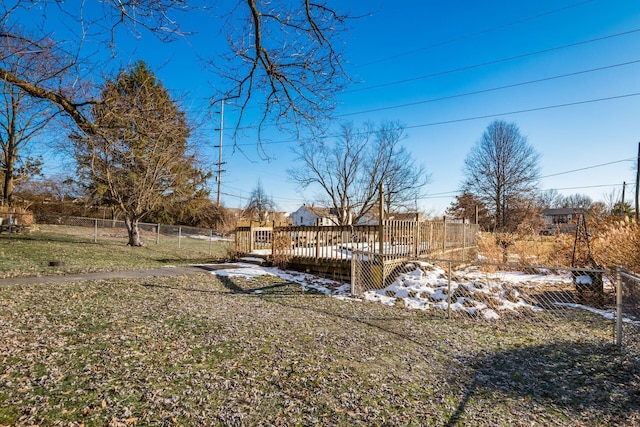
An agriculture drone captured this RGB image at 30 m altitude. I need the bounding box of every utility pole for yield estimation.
[621,181,626,220]
[636,143,640,222]
[215,100,226,206]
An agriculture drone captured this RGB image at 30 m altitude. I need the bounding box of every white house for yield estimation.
[290,205,343,226]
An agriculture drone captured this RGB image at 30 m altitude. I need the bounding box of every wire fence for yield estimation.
[7,214,235,256]
[619,269,640,352]
[351,252,640,349]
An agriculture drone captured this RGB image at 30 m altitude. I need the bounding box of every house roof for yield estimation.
[542,208,584,215]
[295,205,337,218]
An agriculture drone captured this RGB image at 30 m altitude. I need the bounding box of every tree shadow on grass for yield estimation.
[447,340,640,426]
[141,272,315,297]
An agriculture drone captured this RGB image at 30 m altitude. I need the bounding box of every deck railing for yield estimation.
[236,220,479,262]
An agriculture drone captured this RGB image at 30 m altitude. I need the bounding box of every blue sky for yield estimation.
[36,0,640,215]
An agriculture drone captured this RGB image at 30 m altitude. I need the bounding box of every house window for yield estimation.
[554,215,568,224]
[300,216,303,225]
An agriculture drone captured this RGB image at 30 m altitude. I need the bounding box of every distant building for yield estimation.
[290,205,345,226]
[541,208,584,235]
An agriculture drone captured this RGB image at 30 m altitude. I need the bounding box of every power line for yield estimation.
[421,182,633,200]
[404,92,640,131]
[420,158,635,200]
[356,0,595,68]
[345,27,640,94]
[338,59,640,117]
[227,90,640,147]
[540,158,636,178]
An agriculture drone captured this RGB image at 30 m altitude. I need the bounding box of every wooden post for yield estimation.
[462,222,466,262]
[429,222,433,253]
[442,216,447,255]
[379,183,384,255]
[250,222,255,252]
[414,213,419,257]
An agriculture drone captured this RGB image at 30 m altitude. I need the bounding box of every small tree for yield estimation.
[73,61,208,246]
[244,181,277,224]
[463,120,540,231]
[446,192,491,230]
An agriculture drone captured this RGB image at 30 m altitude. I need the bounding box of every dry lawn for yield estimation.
[1,273,639,426]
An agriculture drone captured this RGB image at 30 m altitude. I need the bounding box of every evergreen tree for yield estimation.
[73,61,209,246]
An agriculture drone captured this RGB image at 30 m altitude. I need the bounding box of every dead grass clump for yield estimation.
[478,232,556,267]
[502,285,520,303]
[451,286,472,300]
[548,233,575,267]
[477,233,501,269]
[271,233,292,269]
[592,217,640,273]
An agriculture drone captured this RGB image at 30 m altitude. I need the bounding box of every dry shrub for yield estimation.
[592,217,640,273]
[0,206,34,225]
[271,232,292,269]
[477,233,502,269]
[548,232,576,267]
[478,232,552,267]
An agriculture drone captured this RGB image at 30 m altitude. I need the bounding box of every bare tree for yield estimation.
[244,180,278,224]
[289,122,429,225]
[1,1,350,146]
[463,120,540,231]
[537,189,563,209]
[602,188,622,214]
[0,24,62,205]
[73,61,209,246]
[559,193,593,209]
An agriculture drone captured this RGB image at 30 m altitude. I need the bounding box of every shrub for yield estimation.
[592,217,640,273]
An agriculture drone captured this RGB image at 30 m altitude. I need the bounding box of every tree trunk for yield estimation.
[125,216,144,246]
[2,155,15,206]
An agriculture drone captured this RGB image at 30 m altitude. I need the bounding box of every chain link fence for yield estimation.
[351,252,639,349]
[619,269,640,352]
[16,214,234,255]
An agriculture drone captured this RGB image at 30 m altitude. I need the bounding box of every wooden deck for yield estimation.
[235,220,479,280]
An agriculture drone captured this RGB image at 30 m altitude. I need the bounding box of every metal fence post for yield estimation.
[616,267,623,347]
[94,218,98,243]
[447,261,452,319]
[156,224,160,245]
[209,229,213,255]
[350,251,356,295]
[178,226,182,249]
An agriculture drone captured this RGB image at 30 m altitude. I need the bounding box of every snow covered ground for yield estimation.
[202,262,638,324]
